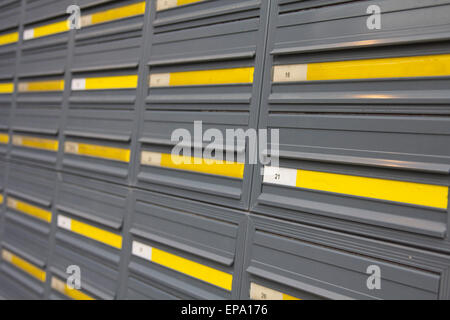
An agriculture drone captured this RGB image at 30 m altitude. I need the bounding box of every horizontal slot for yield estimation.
[56,204,122,230]
[130,227,234,266]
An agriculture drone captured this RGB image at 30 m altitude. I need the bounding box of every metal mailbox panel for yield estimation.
[0,248,46,299]
[57,172,127,234]
[0,0,21,31]
[137,110,249,208]
[7,161,56,211]
[251,0,450,253]
[242,215,450,300]
[11,75,63,168]
[14,75,63,136]
[0,80,12,155]
[273,0,450,52]
[52,173,128,300]
[2,162,55,263]
[63,69,138,183]
[20,16,69,77]
[72,0,145,72]
[136,0,270,209]
[24,0,72,24]
[125,190,247,300]
[0,28,18,79]
[0,271,42,299]
[0,159,5,193]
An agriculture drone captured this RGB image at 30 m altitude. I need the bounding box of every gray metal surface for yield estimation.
[121,189,247,300]
[47,172,130,299]
[250,0,450,253]
[133,0,270,210]
[0,0,449,300]
[241,214,450,300]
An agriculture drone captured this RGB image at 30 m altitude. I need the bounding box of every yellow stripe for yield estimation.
[0,83,14,93]
[51,277,94,300]
[177,0,204,6]
[0,133,9,144]
[141,151,245,179]
[85,75,138,90]
[152,247,233,291]
[83,2,146,27]
[296,169,449,209]
[2,250,46,282]
[307,54,450,81]
[31,20,69,39]
[149,67,254,87]
[157,0,204,11]
[0,32,18,46]
[7,197,52,223]
[65,217,122,249]
[18,80,64,92]
[12,135,59,151]
[282,293,300,300]
[65,141,130,162]
[0,194,3,204]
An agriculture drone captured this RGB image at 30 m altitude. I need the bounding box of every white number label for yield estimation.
[132,241,153,261]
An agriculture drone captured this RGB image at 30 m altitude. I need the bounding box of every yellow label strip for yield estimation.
[0,83,14,94]
[7,197,52,223]
[0,133,9,144]
[149,67,254,87]
[0,31,18,46]
[263,166,449,209]
[51,277,94,300]
[0,194,3,204]
[64,141,130,163]
[2,249,46,282]
[132,241,233,291]
[57,215,122,249]
[12,135,59,152]
[81,2,146,27]
[250,283,300,300]
[23,20,69,41]
[72,75,138,90]
[18,80,65,92]
[273,54,450,82]
[141,151,245,179]
[156,0,204,11]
